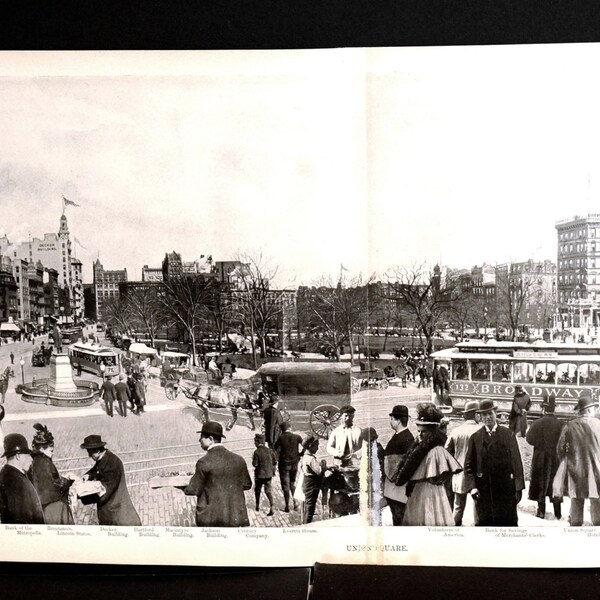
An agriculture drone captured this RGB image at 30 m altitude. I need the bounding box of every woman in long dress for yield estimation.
[394,404,462,526]
[29,423,75,524]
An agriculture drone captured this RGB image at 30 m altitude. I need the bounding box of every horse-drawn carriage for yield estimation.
[350,367,389,393]
[164,361,353,440]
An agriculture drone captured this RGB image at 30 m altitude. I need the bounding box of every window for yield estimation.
[535,362,556,383]
[492,361,511,382]
[514,362,534,383]
[471,360,491,381]
[556,362,578,385]
[579,363,600,386]
[453,360,469,380]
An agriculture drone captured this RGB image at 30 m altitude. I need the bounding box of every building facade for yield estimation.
[141,265,164,283]
[93,259,128,322]
[556,214,600,329]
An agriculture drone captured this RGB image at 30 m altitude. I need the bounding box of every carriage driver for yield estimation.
[326,405,362,467]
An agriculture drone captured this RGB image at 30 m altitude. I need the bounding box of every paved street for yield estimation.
[0,332,589,527]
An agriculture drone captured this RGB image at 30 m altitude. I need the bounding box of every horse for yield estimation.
[0,366,14,404]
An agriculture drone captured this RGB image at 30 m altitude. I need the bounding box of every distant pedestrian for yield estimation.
[100,362,106,381]
[183,421,252,527]
[30,423,75,524]
[274,421,303,512]
[99,375,117,417]
[80,435,141,526]
[509,385,531,437]
[114,374,131,417]
[526,394,564,520]
[133,372,146,413]
[445,400,483,525]
[9,352,14,365]
[252,433,277,516]
[0,433,45,524]
[263,394,285,448]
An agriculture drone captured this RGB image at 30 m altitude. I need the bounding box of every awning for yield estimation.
[0,323,20,332]
[129,342,158,355]
[161,351,190,359]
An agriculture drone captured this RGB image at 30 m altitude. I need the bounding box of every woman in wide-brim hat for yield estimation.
[394,403,462,526]
[30,423,75,525]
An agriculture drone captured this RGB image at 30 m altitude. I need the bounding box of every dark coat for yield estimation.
[0,464,45,524]
[30,452,72,507]
[465,425,525,526]
[114,381,131,404]
[252,446,277,479]
[525,415,565,502]
[274,431,303,469]
[263,404,284,447]
[100,380,117,400]
[86,450,141,526]
[509,391,531,436]
[184,444,252,527]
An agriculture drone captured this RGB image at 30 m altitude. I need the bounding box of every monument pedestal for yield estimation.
[48,353,77,392]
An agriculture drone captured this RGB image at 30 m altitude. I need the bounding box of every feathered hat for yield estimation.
[32,423,54,447]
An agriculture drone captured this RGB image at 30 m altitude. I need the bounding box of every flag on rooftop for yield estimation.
[62,195,80,208]
[74,237,87,249]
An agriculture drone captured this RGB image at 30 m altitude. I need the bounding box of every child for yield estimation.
[300,434,328,524]
[252,433,277,516]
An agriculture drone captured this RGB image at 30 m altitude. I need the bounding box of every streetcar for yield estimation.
[68,342,120,377]
[431,340,600,420]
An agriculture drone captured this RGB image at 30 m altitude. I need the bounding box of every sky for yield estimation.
[1,46,599,287]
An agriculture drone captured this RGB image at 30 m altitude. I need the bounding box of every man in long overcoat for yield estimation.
[184,421,252,527]
[525,394,565,519]
[553,391,600,526]
[445,400,483,525]
[81,435,141,526]
[0,434,45,524]
[263,394,285,448]
[509,385,531,437]
[465,399,525,526]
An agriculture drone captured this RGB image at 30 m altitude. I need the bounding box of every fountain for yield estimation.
[20,352,99,407]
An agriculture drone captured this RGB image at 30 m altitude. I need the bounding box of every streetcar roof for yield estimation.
[431,341,600,361]
[69,342,118,355]
[257,361,353,375]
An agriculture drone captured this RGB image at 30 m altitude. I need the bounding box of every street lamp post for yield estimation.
[19,357,24,385]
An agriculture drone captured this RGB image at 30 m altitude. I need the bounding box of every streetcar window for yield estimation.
[579,363,600,385]
[471,360,491,381]
[514,362,534,383]
[556,362,578,384]
[453,360,469,380]
[535,362,556,384]
[492,361,511,382]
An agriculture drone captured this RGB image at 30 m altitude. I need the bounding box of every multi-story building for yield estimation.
[93,259,128,322]
[83,284,96,321]
[0,213,83,321]
[141,265,164,283]
[0,256,18,324]
[556,214,600,329]
[27,260,45,326]
[43,268,60,319]
[71,257,83,322]
[162,251,183,281]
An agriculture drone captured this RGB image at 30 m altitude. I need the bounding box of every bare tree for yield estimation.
[386,263,463,353]
[300,273,371,363]
[157,276,219,366]
[204,282,235,352]
[123,285,168,348]
[233,251,288,369]
[496,268,535,341]
[101,297,133,334]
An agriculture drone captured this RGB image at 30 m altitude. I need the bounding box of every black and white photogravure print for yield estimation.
[2,45,600,567]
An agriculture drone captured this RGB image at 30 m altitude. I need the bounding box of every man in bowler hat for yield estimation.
[526,394,565,519]
[81,434,141,526]
[445,400,483,525]
[0,433,45,524]
[465,399,525,526]
[183,421,252,527]
[263,394,285,448]
[553,390,600,526]
[383,405,414,525]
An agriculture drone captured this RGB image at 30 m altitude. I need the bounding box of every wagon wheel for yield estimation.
[310,404,342,439]
[351,377,361,394]
[377,379,389,390]
[165,382,178,401]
